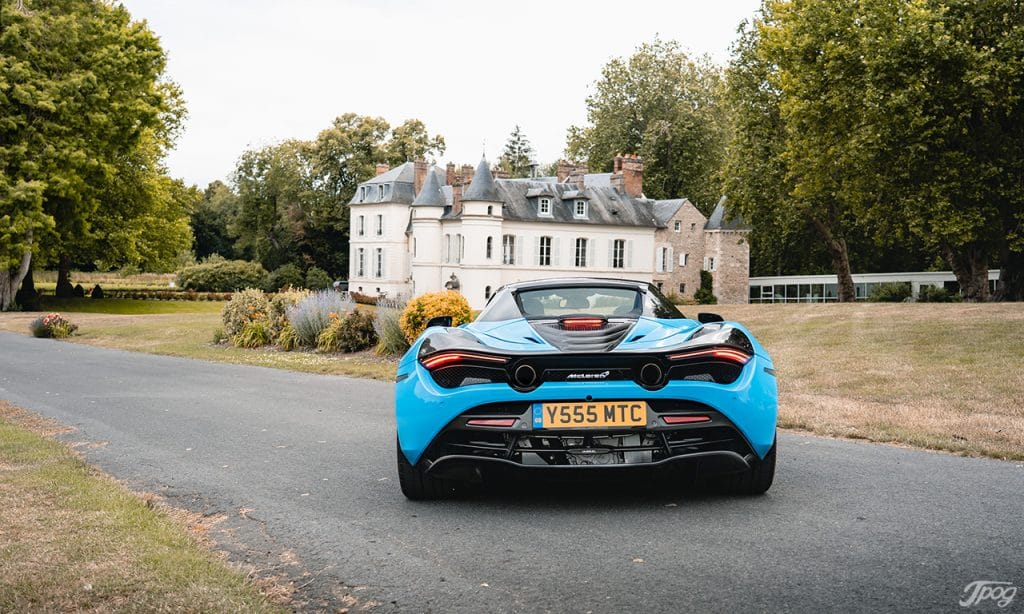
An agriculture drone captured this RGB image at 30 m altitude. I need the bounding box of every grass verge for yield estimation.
[0,401,284,613]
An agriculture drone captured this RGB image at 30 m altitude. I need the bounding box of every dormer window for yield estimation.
[358,186,367,202]
[574,200,588,219]
[378,184,384,200]
[538,198,552,217]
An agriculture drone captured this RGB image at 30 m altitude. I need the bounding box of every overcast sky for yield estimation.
[120,0,762,188]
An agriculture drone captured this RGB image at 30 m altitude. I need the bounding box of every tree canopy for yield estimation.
[498,126,536,178]
[1,0,190,307]
[567,38,726,208]
[229,114,445,276]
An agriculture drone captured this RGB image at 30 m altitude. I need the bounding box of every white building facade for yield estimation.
[348,156,749,309]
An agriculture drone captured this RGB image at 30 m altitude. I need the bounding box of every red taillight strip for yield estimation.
[421,352,508,370]
[662,415,711,425]
[666,347,752,365]
[466,418,517,427]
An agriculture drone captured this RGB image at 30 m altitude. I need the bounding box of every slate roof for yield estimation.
[651,199,688,226]
[472,179,660,228]
[704,197,750,230]
[411,169,444,207]
[349,162,445,205]
[462,158,501,201]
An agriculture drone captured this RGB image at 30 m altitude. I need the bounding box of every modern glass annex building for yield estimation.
[747,271,1001,303]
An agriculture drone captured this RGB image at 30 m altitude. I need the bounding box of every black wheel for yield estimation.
[396,439,457,500]
[726,438,776,495]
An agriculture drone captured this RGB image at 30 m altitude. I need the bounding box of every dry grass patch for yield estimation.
[0,401,285,613]
[712,302,1024,460]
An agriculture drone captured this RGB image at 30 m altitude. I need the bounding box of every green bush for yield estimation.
[220,288,271,338]
[870,282,912,302]
[694,271,717,305]
[917,285,958,303]
[317,309,377,353]
[211,327,228,344]
[233,320,273,348]
[374,298,410,356]
[177,260,269,292]
[305,267,332,290]
[267,263,305,292]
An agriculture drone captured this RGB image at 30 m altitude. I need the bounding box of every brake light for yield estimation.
[666,347,752,365]
[662,415,711,425]
[421,352,508,370]
[560,317,606,331]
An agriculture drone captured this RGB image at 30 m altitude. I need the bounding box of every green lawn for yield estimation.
[0,402,285,612]
[1,299,396,381]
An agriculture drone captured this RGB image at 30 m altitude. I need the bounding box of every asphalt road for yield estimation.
[1,331,1022,613]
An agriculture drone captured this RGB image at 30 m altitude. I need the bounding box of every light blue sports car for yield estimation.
[395,278,777,499]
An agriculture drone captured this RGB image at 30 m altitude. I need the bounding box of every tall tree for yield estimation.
[192,181,241,260]
[499,126,535,178]
[231,114,445,276]
[567,38,726,207]
[0,0,187,308]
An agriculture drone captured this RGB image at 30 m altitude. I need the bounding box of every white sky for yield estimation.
[120,0,762,188]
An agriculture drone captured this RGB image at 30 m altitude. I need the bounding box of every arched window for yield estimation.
[486,236,493,259]
[487,205,493,216]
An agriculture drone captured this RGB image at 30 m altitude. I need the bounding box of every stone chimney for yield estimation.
[450,164,474,217]
[493,166,511,180]
[446,162,456,186]
[413,159,429,195]
[556,160,573,183]
[568,167,587,189]
[611,153,643,197]
[375,163,389,176]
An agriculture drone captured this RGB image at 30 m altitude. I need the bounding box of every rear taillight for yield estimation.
[421,352,508,370]
[559,317,607,331]
[667,347,752,365]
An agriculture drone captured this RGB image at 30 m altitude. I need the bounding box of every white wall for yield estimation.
[348,203,411,296]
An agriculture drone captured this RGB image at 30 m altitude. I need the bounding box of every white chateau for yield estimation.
[348,155,750,309]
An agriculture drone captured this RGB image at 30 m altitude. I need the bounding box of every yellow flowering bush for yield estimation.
[399,291,473,343]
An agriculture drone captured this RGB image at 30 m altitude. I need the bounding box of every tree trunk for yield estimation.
[56,254,73,298]
[15,268,41,311]
[809,217,856,302]
[944,243,990,302]
[0,250,32,311]
[993,246,1024,302]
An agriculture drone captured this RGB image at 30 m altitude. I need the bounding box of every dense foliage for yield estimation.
[567,38,726,208]
[177,260,269,292]
[1,0,191,309]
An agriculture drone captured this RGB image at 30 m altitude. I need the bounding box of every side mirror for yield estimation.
[426,315,453,328]
[697,312,724,324]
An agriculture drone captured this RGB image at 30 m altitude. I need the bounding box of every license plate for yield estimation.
[532,401,648,429]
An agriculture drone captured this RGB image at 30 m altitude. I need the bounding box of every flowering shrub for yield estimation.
[374,297,409,356]
[287,290,355,347]
[268,289,309,338]
[220,288,271,338]
[399,291,473,343]
[277,323,299,351]
[30,313,78,339]
[316,309,376,353]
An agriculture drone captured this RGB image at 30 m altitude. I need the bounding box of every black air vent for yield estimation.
[528,319,635,352]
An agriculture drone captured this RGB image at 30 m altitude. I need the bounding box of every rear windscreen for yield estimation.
[516,287,642,318]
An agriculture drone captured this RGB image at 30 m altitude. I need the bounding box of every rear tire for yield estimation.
[397,440,457,500]
[726,438,776,495]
